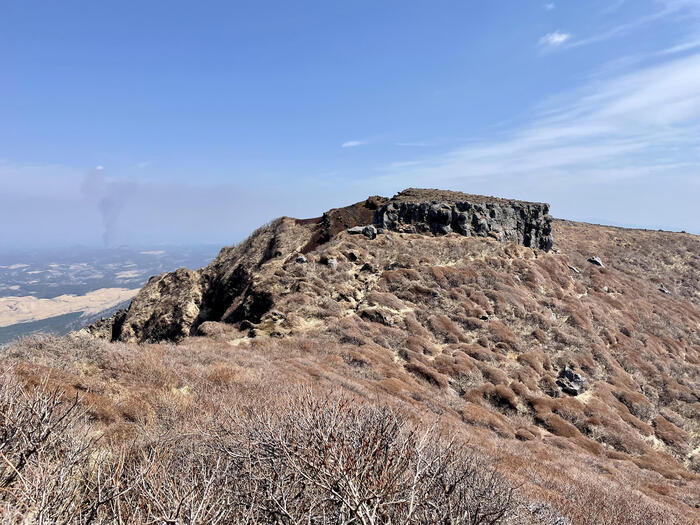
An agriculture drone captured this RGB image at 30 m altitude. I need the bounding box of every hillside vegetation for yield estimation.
[0,190,698,524]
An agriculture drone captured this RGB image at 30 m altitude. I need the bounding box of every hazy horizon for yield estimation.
[2,1,699,249]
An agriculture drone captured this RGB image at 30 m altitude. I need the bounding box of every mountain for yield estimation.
[2,188,698,523]
[84,188,554,343]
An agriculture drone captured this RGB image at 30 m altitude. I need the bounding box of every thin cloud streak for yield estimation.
[341,140,365,148]
[395,142,430,147]
[567,0,700,49]
[657,36,700,55]
[378,52,700,199]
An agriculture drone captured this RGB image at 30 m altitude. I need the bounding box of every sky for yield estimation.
[1,0,699,248]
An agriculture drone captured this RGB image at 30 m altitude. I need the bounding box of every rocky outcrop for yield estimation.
[556,367,587,396]
[374,189,553,251]
[85,217,318,343]
[119,268,203,342]
[84,188,555,343]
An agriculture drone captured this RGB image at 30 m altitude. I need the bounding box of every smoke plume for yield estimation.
[81,167,138,247]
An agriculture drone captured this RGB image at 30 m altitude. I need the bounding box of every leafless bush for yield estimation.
[0,380,518,524]
[0,372,133,524]
[213,393,519,524]
[121,440,238,524]
[0,373,84,491]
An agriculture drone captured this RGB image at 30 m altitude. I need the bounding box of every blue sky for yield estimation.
[1,0,699,247]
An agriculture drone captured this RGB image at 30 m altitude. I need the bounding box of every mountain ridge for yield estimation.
[55,187,700,520]
[84,188,555,343]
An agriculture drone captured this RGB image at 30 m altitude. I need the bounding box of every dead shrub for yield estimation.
[653,415,690,452]
[404,362,449,389]
[427,314,465,344]
[613,389,655,422]
[468,383,518,412]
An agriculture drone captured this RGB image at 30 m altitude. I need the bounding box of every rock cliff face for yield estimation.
[84,188,554,343]
[85,216,317,343]
[375,188,553,250]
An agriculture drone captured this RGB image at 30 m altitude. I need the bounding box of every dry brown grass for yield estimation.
[1,218,698,522]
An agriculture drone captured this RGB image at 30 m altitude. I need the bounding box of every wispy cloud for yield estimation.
[395,141,429,147]
[341,140,365,148]
[544,3,555,11]
[657,36,700,55]
[539,31,570,47]
[566,0,700,49]
[380,52,700,189]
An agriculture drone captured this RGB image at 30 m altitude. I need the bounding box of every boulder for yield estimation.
[115,268,204,343]
[362,225,377,239]
[556,367,587,396]
[588,256,605,267]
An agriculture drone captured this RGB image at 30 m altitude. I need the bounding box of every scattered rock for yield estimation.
[295,254,307,263]
[588,256,605,267]
[327,258,338,270]
[556,367,587,396]
[358,307,393,326]
[348,224,378,239]
[264,310,287,322]
[658,283,671,295]
[568,265,580,274]
[362,225,377,239]
[359,263,377,274]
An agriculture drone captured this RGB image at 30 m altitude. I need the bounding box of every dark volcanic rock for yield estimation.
[557,367,587,396]
[374,188,554,251]
[362,225,377,239]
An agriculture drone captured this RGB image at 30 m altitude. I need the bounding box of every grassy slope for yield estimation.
[2,219,698,522]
